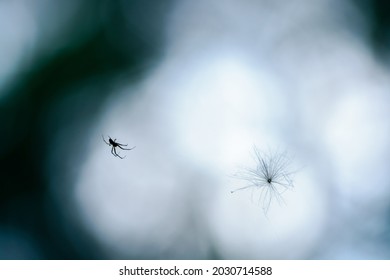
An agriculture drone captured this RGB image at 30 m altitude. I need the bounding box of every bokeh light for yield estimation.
[1,0,390,259]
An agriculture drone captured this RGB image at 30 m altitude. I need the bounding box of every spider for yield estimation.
[102,135,135,159]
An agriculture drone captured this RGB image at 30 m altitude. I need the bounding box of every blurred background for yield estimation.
[1,0,390,259]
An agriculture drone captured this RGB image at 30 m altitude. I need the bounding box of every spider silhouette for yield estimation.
[102,135,135,159]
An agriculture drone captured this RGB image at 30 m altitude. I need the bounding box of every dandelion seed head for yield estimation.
[232,146,296,215]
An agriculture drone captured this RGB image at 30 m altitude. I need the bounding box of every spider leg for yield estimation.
[118,145,136,150]
[117,154,125,159]
[113,147,125,159]
[111,147,117,157]
[102,135,110,146]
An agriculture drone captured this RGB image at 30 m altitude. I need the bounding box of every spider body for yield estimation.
[102,135,135,159]
[109,138,116,146]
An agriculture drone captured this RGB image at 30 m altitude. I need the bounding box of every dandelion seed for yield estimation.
[231,146,296,215]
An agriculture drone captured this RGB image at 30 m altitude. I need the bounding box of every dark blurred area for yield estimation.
[353,0,390,58]
[0,0,389,259]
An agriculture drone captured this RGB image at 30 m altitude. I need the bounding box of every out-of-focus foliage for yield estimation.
[1,0,390,259]
[353,0,390,58]
[0,0,174,259]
